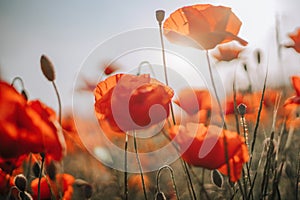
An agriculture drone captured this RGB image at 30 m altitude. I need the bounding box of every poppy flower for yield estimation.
[94,74,174,132]
[174,88,213,115]
[211,43,244,62]
[285,28,300,53]
[163,4,248,50]
[103,64,119,75]
[169,123,248,182]
[31,174,75,200]
[0,81,65,161]
[284,76,300,106]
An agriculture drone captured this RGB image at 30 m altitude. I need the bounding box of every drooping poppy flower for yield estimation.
[0,81,65,161]
[211,43,244,62]
[30,174,75,200]
[94,74,174,132]
[163,4,248,50]
[285,28,300,53]
[169,123,248,182]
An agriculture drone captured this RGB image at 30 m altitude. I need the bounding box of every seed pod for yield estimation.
[156,10,165,25]
[40,54,55,81]
[14,174,27,192]
[211,169,223,188]
[46,161,57,181]
[237,103,247,116]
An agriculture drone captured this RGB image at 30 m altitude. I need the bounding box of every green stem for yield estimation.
[124,133,128,200]
[158,22,176,125]
[52,81,62,125]
[206,51,231,186]
[133,131,148,200]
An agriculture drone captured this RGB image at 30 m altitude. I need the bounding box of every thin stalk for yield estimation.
[162,130,197,200]
[206,51,231,186]
[158,21,176,125]
[37,153,45,200]
[133,131,148,200]
[233,78,240,135]
[156,165,180,200]
[124,133,128,200]
[238,179,246,200]
[249,67,268,168]
[296,152,300,199]
[189,167,211,200]
[52,81,62,125]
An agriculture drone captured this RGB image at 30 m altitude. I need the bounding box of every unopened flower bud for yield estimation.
[32,162,40,178]
[156,10,165,25]
[14,174,27,192]
[155,191,166,200]
[19,191,33,200]
[46,161,57,180]
[40,54,56,81]
[237,103,247,116]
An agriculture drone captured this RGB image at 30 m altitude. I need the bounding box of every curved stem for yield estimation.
[137,61,156,77]
[156,165,180,200]
[162,130,197,200]
[133,131,148,200]
[52,81,62,125]
[124,133,128,200]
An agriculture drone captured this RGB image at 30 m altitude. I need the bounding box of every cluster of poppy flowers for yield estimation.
[93,3,300,192]
[1,3,300,199]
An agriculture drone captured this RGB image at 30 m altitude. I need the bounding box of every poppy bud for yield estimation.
[14,174,27,192]
[243,63,248,72]
[21,89,29,100]
[40,54,56,81]
[255,49,261,64]
[237,103,247,116]
[32,162,40,178]
[73,179,93,199]
[156,10,165,25]
[211,169,223,188]
[155,191,166,200]
[46,160,57,180]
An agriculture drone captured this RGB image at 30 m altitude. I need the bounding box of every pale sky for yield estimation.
[1,0,300,113]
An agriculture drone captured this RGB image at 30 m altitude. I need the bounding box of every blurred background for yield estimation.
[1,0,300,112]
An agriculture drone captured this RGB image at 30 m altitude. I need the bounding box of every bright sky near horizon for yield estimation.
[1,0,300,112]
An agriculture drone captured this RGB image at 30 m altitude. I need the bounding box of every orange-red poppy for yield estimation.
[169,123,248,182]
[0,81,65,161]
[284,76,300,106]
[31,173,75,200]
[211,43,244,62]
[94,74,174,132]
[174,88,213,115]
[103,64,119,75]
[163,4,248,50]
[285,28,300,53]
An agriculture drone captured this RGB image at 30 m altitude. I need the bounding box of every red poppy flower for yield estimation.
[169,123,248,182]
[94,74,174,132]
[163,4,248,50]
[211,43,244,62]
[174,88,213,115]
[0,81,65,161]
[31,174,75,200]
[285,28,300,53]
[284,76,300,106]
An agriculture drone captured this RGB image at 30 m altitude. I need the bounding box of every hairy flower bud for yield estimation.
[14,174,27,192]
[40,54,55,81]
[156,10,165,25]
